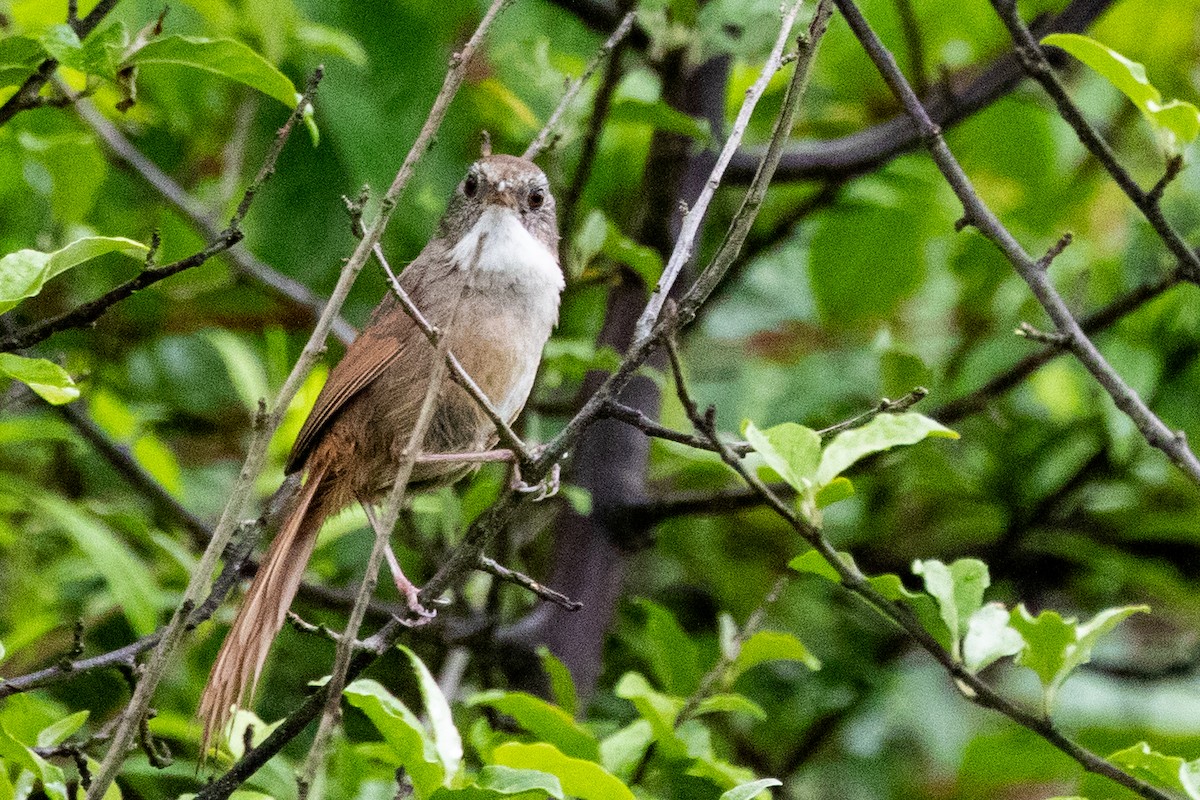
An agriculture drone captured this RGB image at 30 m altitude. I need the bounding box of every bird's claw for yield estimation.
[511,461,560,502]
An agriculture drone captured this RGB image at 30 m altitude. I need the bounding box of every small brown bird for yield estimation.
[198,153,563,754]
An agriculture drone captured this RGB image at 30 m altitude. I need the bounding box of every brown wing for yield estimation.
[285,306,408,474]
[285,240,453,474]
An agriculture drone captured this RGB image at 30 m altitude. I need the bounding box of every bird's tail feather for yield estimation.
[198,460,330,759]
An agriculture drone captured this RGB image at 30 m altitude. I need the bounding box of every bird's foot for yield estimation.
[510,460,560,502]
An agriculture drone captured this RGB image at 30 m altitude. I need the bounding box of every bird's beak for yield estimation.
[486,180,519,210]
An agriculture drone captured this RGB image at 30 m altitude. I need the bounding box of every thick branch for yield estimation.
[726,0,1115,183]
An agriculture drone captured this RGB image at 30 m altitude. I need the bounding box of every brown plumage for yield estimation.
[198,154,562,756]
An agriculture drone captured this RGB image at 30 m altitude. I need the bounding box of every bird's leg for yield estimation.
[361,503,436,624]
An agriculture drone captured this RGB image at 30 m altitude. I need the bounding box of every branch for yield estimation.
[372,243,532,466]
[991,0,1200,283]
[65,90,356,345]
[725,0,1116,183]
[522,10,635,160]
[833,0,1200,487]
[197,4,835,790]
[477,555,583,611]
[933,269,1184,423]
[0,0,121,126]
[635,0,809,341]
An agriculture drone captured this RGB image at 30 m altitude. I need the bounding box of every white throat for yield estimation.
[449,206,563,293]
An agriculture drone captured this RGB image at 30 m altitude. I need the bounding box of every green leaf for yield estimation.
[400,645,463,783]
[1108,742,1200,800]
[0,36,48,88]
[635,600,701,695]
[911,559,989,661]
[469,691,599,762]
[813,476,854,509]
[598,720,653,780]
[537,647,578,717]
[124,36,299,109]
[0,724,68,800]
[694,694,766,720]
[0,355,79,405]
[344,678,445,797]
[962,603,1024,674]
[202,330,269,413]
[1010,604,1148,713]
[571,210,663,286]
[294,23,367,66]
[0,236,148,314]
[816,412,958,487]
[721,778,782,800]
[1041,33,1200,156]
[38,25,81,66]
[475,765,565,798]
[491,743,634,800]
[742,420,821,493]
[612,672,687,760]
[35,711,88,748]
[729,630,821,681]
[26,490,158,635]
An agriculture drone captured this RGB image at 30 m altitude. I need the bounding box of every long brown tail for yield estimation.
[198,460,330,758]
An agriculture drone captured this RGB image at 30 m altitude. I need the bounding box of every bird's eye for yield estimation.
[464,174,479,198]
[528,189,545,210]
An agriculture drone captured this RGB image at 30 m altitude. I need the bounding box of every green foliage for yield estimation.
[743,412,957,522]
[0,236,148,315]
[0,353,78,404]
[1041,33,1200,156]
[1107,742,1200,800]
[1010,603,1149,714]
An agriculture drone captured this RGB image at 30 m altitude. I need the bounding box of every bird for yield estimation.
[198,152,563,756]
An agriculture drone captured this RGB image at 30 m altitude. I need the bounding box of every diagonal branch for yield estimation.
[66,91,357,345]
[830,0,1200,487]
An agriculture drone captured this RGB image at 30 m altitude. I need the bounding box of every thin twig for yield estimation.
[834,0,1200,487]
[634,0,808,342]
[298,233,486,794]
[522,10,636,160]
[477,555,582,611]
[64,87,356,344]
[373,243,532,465]
[991,0,1200,283]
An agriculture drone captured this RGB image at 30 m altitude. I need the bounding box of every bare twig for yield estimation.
[635,0,809,341]
[522,10,636,160]
[477,555,582,611]
[833,0,1200,487]
[64,88,356,345]
[373,243,532,465]
[298,236,484,795]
